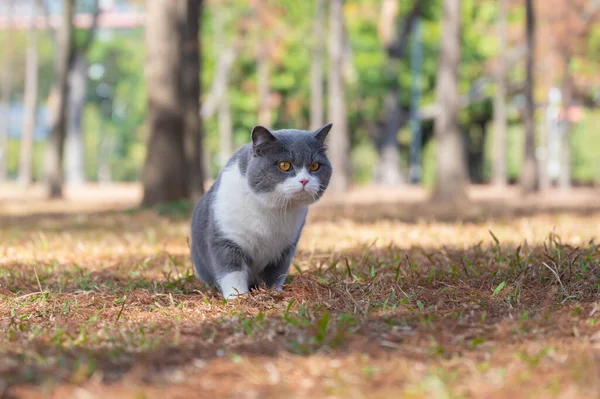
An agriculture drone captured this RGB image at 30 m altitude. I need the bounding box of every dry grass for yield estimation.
[1,185,600,399]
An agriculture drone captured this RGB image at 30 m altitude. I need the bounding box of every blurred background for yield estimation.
[0,0,599,209]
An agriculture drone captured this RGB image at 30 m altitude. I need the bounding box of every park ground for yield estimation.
[1,183,599,399]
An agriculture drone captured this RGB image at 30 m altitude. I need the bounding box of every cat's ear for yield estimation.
[251,125,276,156]
[313,123,333,144]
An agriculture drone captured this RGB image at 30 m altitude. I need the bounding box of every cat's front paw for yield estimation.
[219,271,250,300]
[222,288,249,300]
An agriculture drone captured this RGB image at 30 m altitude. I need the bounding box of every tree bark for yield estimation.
[327,0,351,192]
[520,0,538,195]
[20,10,40,185]
[310,0,326,130]
[142,0,192,206]
[65,53,88,185]
[431,0,468,203]
[182,0,205,202]
[0,0,15,181]
[46,0,75,199]
[492,0,508,187]
[19,0,41,187]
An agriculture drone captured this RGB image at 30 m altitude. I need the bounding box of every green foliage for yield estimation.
[2,0,600,185]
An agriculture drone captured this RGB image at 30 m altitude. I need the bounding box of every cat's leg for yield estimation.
[259,246,296,291]
[211,238,252,299]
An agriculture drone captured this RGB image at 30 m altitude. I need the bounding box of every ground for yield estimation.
[1,183,599,399]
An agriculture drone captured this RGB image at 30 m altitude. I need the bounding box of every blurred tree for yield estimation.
[19,0,42,187]
[310,0,326,130]
[492,0,508,187]
[373,0,423,186]
[142,0,204,205]
[432,0,468,203]
[548,0,600,189]
[0,0,15,182]
[520,0,538,195]
[328,0,350,192]
[65,0,101,185]
[183,0,206,202]
[46,0,75,198]
[204,0,239,169]
[255,0,273,127]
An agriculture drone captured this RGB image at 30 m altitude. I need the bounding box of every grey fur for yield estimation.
[190,124,333,293]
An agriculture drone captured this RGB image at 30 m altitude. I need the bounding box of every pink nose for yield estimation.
[299,179,309,187]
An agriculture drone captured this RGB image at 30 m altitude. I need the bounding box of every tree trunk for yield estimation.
[374,78,404,185]
[0,0,15,181]
[46,0,75,199]
[376,0,422,185]
[141,0,189,206]
[19,0,40,187]
[559,58,572,190]
[327,0,351,192]
[520,0,538,195]
[182,0,205,202]
[97,127,113,184]
[492,0,508,187]
[310,0,326,130]
[468,121,488,184]
[431,0,468,203]
[257,48,271,127]
[213,3,233,169]
[65,53,88,185]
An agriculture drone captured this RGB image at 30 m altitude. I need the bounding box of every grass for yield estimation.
[1,203,600,399]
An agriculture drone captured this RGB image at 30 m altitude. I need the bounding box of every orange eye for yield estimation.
[279,161,292,171]
[309,162,320,171]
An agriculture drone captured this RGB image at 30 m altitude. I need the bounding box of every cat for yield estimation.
[190,123,333,299]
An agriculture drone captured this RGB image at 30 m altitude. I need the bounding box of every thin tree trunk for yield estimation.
[97,127,113,184]
[431,0,468,203]
[0,0,15,181]
[182,0,205,202]
[257,49,271,126]
[520,0,538,195]
[374,0,422,186]
[492,0,508,187]
[218,91,233,169]
[19,0,41,187]
[65,53,88,185]
[213,3,233,169]
[327,0,351,192]
[46,0,75,199]
[375,77,404,185]
[310,0,326,130]
[559,58,572,190]
[141,0,188,206]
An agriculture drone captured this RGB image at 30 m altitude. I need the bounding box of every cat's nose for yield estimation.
[299,179,309,187]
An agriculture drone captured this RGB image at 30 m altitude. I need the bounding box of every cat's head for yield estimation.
[245,124,333,208]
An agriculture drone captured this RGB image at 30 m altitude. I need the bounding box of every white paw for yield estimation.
[219,271,249,300]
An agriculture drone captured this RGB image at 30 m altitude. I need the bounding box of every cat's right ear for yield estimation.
[251,125,276,156]
[313,123,333,144]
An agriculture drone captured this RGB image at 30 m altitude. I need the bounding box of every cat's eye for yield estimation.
[279,161,292,171]
[309,162,320,172]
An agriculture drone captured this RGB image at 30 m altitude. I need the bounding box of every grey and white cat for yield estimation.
[190,124,333,299]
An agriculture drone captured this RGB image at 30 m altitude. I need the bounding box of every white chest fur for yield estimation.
[213,163,307,273]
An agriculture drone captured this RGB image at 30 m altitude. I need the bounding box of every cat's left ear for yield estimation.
[313,123,333,144]
[251,125,277,156]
